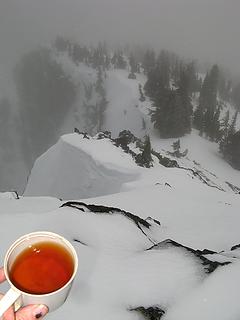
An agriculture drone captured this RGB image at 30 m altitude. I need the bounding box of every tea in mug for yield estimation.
[9,241,74,294]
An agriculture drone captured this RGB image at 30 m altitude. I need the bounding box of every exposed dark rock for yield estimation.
[231,243,240,251]
[146,239,231,273]
[96,131,112,140]
[113,130,138,148]
[145,216,161,226]
[164,182,171,188]
[61,201,156,243]
[73,130,238,194]
[179,166,225,191]
[151,150,179,168]
[128,72,137,79]
[195,248,216,255]
[74,130,90,139]
[225,181,240,194]
[130,306,165,320]
[73,238,88,246]
[11,191,20,199]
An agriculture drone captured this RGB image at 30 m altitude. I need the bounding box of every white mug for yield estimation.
[0,231,78,317]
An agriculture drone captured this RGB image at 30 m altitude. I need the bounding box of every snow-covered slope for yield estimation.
[1,63,240,320]
[151,129,240,192]
[24,133,139,200]
[0,196,240,320]
[104,70,150,137]
[55,53,151,138]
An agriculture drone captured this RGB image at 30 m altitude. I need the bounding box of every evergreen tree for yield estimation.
[136,135,153,168]
[232,83,240,110]
[193,105,204,133]
[172,139,181,157]
[129,53,138,74]
[128,54,137,79]
[71,43,87,64]
[172,57,180,84]
[112,51,126,69]
[156,50,170,89]
[150,67,192,138]
[218,72,231,101]
[229,110,238,135]
[144,68,164,99]
[104,53,111,70]
[142,117,146,130]
[185,61,200,95]
[95,68,108,132]
[141,135,153,166]
[178,68,192,133]
[54,36,71,53]
[220,110,230,137]
[139,84,146,102]
[220,130,240,170]
[219,110,230,156]
[144,50,170,100]
[169,139,188,158]
[228,131,240,169]
[208,105,221,141]
[219,110,238,160]
[150,89,191,138]
[193,65,219,139]
[92,42,106,68]
[142,50,155,75]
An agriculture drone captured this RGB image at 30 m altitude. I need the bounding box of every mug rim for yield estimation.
[3,231,78,297]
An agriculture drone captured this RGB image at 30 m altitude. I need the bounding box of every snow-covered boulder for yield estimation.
[24,133,139,200]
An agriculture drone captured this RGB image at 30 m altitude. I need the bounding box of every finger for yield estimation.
[16,304,48,320]
[2,305,15,320]
[0,293,15,320]
[0,268,6,283]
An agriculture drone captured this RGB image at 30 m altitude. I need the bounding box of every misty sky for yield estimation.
[0,0,240,80]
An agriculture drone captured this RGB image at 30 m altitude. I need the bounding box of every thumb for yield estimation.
[16,305,48,320]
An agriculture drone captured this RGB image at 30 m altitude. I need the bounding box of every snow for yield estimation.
[0,198,208,320]
[81,172,240,252]
[21,128,240,318]
[151,129,240,190]
[163,262,240,320]
[24,134,139,200]
[0,191,240,320]
[105,70,148,138]
[1,66,240,319]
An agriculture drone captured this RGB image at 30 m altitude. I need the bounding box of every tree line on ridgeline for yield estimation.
[142,49,240,170]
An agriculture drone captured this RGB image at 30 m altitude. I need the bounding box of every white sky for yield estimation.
[0,0,240,75]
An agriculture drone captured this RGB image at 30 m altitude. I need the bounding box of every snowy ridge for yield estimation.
[25,128,240,201]
[24,133,139,200]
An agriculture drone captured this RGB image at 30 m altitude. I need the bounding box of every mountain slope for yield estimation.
[1,62,240,320]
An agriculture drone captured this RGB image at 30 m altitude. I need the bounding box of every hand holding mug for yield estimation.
[0,232,78,319]
[0,267,48,319]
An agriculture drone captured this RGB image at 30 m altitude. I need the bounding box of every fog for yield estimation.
[0,0,240,78]
[0,0,240,193]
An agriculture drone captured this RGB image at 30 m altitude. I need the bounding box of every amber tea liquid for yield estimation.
[9,241,74,294]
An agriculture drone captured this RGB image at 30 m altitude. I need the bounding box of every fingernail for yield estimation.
[34,305,49,319]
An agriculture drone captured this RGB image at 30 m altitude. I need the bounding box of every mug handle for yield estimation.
[0,288,21,317]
